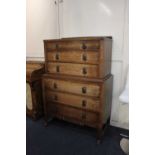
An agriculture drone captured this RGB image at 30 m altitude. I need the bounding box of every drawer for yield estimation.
[47,62,98,78]
[46,103,84,121]
[45,40,100,50]
[46,103,99,127]
[46,51,99,64]
[45,91,100,112]
[43,78,100,97]
[85,112,99,126]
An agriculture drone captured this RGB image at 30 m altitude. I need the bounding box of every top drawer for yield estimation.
[45,40,100,51]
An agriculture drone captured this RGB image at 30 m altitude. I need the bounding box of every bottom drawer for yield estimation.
[46,103,99,127]
[47,103,83,121]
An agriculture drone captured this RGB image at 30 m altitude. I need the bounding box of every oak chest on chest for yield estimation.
[42,37,113,142]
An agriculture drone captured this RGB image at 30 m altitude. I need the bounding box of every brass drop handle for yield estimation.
[82,100,87,107]
[54,95,58,101]
[82,43,87,50]
[82,113,86,119]
[53,83,57,89]
[55,44,59,49]
[55,53,59,60]
[82,87,87,94]
[82,68,87,75]
[56,66,60,72]
[82,54,87,61]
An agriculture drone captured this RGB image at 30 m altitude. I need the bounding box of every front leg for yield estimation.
[44,115,49,127]
[32,110,38,121]
[44,115,53,127]
[96,127,103,144]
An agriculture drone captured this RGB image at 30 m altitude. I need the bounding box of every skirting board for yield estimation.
[110,120,129,130]
[26,57,45,62]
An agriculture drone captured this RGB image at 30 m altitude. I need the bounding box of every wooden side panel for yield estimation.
[46,51,99,64]
[43,78,100,97]
[99,39,112,78]
[45,91,100,112]
[104,38,112,77]
[47,62,98,78]
[102,75,113,124]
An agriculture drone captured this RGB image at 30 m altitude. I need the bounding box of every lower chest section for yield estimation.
[42,77,103,128]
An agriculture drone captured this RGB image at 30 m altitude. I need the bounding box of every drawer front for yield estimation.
[45,40,100,50]
[46,51,99,64]
[85,112,99,126]
[47,62,98,78]
[43,78,100,97]
[45,91,100,112]
[46,103,84,121]
[46,103,99,127]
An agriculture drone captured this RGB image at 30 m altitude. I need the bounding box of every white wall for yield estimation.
[26,0,58,60]
[59,0,129,129]
[118,0,129,129]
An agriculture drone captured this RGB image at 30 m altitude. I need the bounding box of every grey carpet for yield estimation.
[26,117,128,155]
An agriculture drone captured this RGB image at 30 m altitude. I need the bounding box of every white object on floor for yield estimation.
[119,70,129,104]
[120,138,129,154]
